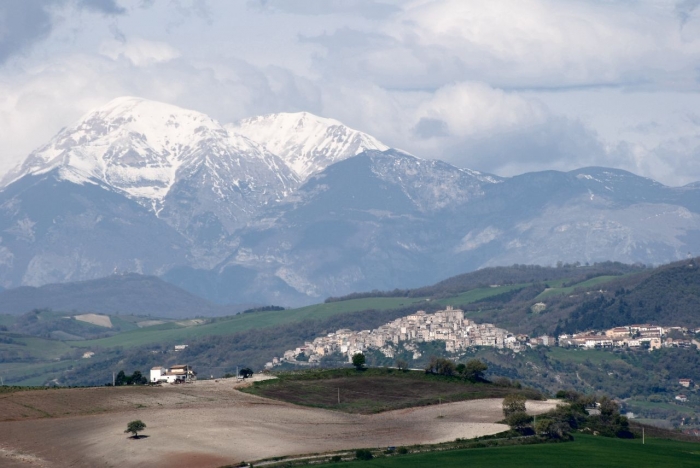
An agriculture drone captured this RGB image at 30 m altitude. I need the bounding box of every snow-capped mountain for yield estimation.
[2,97,300,255]
[1,96,700,306]
[230,112,389,180]
[5,96,227,202]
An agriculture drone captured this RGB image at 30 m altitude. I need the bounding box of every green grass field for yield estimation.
[626,399,697,415]
[0,333,73,360]
[314,435,700,467]
[436,284,527,306]
[535,275,621,299]
[0,359,78,385]
[242,368,542,414]
[71,296,429,349]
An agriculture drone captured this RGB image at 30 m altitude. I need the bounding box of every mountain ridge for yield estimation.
[230,111,389,180]
[0,97,699,305]
[0,272,246,318]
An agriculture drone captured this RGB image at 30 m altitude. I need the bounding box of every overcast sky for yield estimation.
[2,0,700,186]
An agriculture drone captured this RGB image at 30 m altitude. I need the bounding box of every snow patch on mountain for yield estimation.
[230,112,389,180]
[457,226,502,252]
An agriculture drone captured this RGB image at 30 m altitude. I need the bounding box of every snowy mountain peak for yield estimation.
[229,111,389,180]
[1,97,296,203]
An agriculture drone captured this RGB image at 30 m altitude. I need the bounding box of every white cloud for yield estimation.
[413,82,547,138]
[299,0,700,93]
[2,0,700,187]
[99,37,180,66]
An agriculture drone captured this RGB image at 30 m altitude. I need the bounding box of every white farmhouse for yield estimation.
[150,364,196,384]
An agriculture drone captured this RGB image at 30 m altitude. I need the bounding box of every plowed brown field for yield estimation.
[0,377,558,468]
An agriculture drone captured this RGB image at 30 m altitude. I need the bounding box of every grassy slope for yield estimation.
[315,435,700,467]
[71,297,429,349]
[0,360,77,385]
[14,274,630,353]
[626,399,697,415]
[535,275,623,299]
[0,333,73,360]
[436,284,526,306]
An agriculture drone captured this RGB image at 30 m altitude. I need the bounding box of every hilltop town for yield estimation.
[266,306,700,369]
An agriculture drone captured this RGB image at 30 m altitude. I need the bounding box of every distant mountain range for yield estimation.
[0,273,244,318]
[0,97,699,306]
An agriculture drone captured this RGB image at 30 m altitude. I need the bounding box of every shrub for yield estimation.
[355,449,373,460]
[502,394,527,417]
[506,411,533,430]
[493,376,512,387]
[425,357,456,376]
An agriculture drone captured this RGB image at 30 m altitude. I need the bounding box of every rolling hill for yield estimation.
[0,273,244,318]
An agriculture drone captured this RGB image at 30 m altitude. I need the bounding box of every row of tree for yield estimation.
[113,370,147,386]
[423,357,488,381]
[502,390,633,440]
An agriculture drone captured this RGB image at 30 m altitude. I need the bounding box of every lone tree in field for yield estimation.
[502,393,527,417]
[125,420,146,439]
[352,352,366,370]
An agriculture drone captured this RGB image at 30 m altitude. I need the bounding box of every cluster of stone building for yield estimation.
[265,308,698,369]
[266,306,530,368]
[558,324,698,350]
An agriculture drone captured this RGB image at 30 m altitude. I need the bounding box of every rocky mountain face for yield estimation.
[165,157,699,306]
[0,171,189,287]
[1,97,700,307]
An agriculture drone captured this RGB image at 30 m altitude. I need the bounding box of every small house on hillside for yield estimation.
[679,378,693,388]
[150,364,196,384]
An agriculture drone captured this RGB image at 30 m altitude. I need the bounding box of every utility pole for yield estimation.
[112,372,115,387]
[642,427,645,445]
[337,388,340,404]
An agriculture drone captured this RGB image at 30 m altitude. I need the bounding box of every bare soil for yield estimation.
[0,377,558,468]
[73,314,112,328]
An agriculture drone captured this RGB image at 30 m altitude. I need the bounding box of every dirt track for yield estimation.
[0,378,559,468]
